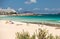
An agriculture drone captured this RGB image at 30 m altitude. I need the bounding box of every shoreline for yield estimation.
[22,21,60,27]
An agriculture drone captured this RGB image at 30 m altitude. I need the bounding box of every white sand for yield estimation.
[0,20,60,39]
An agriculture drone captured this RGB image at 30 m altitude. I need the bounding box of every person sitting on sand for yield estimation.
[5,20,14,24]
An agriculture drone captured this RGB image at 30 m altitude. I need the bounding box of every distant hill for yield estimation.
[20,11,33,14]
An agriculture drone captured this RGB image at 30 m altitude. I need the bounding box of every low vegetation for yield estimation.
[16,29,60,39]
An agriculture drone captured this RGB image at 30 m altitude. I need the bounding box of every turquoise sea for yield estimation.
[0,14,60,24]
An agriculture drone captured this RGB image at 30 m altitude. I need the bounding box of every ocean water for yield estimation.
[0,14,60,24]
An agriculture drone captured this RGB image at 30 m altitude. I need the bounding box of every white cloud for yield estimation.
[33,8,40,10]
[18,8,23,11]
[51,8,56,11]
[44,8,50,11]
[30,0,37,3]
[25,1,31,4]
[25,0,37,4]
[56,8,60,11]
[44,8,60,11]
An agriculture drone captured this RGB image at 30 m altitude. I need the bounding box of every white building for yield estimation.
[0,7,16,15]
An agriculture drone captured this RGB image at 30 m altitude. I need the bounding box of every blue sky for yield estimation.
[0,0,60,13]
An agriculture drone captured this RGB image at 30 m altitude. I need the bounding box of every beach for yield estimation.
[0,0,60,39]
[0,20,60,39]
